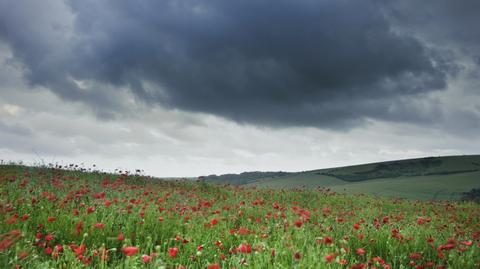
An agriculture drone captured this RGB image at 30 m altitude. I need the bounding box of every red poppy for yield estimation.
[74,244,86,256]
[294,252,301,260]
[122,246,139,256]
[117,233,125,241]
[356,248,366,256]
[141,254,152,263]
[236,243,252,254]
[325,254,334,263]
[409,253,422,260]
[45,247,53,255]
[94,223,105,229]
[168,247,179,258]
[45,234,54,241]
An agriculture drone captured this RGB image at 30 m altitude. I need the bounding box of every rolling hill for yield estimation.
[203,155,480,200]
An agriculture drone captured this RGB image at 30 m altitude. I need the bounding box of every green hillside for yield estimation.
[207,155,480,200]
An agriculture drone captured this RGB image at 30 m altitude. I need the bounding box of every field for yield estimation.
[205,155,480,201]
[1,165,479,268]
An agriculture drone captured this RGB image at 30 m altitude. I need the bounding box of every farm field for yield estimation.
[0,165,479,268]
[220,155,480,201]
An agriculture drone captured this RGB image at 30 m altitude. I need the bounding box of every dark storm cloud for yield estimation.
[0,0,473,128]
[388,1,480,55]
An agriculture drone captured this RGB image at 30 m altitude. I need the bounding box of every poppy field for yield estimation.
[0,165,479,268]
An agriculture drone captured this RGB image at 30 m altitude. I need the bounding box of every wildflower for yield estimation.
[294,252,301,260]
[168,247,179,258]
[324,237,333,245]
[236,244,252,254]
[356,248,366,256]
[325,254,334,263]
[94,223,105,229]
[45,247,53,255]
[409,253,422,260]
[117,233,125,241]
[122,246,139,256]
[141,254,152,263]
[45,234,54,241]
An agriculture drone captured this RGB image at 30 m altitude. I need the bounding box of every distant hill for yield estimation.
[202,171,289,185]
[203,155,480,200]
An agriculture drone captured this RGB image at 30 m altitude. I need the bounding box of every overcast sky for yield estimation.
[1,0,479,177]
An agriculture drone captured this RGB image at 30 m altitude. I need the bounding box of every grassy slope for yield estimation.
[248,155,480,200]
[330,171,480,200]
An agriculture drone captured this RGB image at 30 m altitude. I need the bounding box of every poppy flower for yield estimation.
[117,233,125,241]
[123,246,139,256]
[45,234,54,241]
[55,244,63,252]
[324,237,333,245]
[74,244,86,256]
[45,247,53,255]
[236,243,252,254]
[409,253,422,260]
[141,254,152,263]
[325,254,334,263]
[356,248,366,256]
[168,247,179,258]
[94,223,105,229]
[294,252,301,260]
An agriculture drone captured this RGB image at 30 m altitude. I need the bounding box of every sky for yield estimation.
[0,0,479,177]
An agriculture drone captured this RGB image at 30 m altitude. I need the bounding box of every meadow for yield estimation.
[0,165,479,268]
[222,155,480,201]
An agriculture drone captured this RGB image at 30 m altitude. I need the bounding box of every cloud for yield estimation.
[1,44,479,177]
[0,0,465,128]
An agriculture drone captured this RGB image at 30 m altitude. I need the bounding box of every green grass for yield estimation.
[246,172,346,189]
[330,171,480,201]
[0,165,479,268]
[230,155,480,200]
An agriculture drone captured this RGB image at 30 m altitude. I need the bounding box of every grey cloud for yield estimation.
[0,120,32,136]
[0,0,475,128]
[388,1,480,55]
